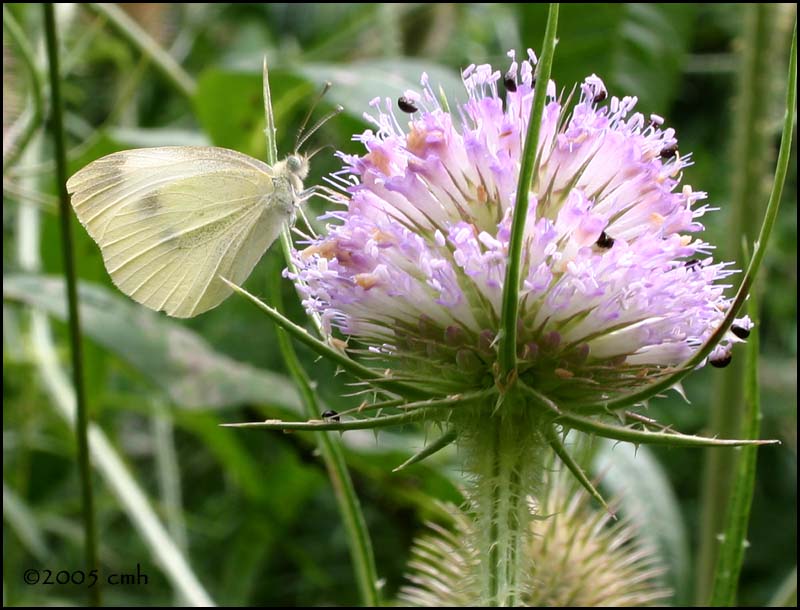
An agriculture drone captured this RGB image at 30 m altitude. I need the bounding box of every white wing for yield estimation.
[67,146,292,317]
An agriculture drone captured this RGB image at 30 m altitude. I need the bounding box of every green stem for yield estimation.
[261,59,380,606]
[271,275,380,606]
[272,230,382,607]
[43,5,99,606]
[461,397,545,606]
[497,3,559,379]
[709,269,762,605]
[696,9,795,603]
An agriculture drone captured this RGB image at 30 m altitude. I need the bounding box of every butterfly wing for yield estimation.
[67,146,291,317]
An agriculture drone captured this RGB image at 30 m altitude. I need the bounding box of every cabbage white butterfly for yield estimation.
[67,147,309,318]
[67,66,338,318]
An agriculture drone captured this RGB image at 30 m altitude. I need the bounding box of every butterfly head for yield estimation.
[285,153,310,180]
[273,153,310,194]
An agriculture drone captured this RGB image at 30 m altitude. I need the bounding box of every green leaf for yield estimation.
[3,274,302,412]
[593,440,691,605]
[611,4,697,112]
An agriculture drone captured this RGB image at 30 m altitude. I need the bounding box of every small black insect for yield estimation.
[684,258,701,270]
[593,90,607,103]
[596,231,615,249]
[503,71,517,92]
[321,409,340,422]
[710,353,733,368]
[731,324,751,339]
[660,143,679,159]
[397,96,418,114]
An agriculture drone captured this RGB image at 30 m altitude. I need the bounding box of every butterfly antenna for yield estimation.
[306,143,335,161]
[295,81,332,150]
[297,105,344,153]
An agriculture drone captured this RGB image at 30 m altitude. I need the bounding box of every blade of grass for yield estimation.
[3,6,46,171]
[497,3,559,380]
[151,408,188,553]
[768,567,797,607]
[19,9,211,604]
[85,2,196,98]
[708,275,763,605]
[3,482,51,562]
[43,5,98,605]
[28,313,215,606]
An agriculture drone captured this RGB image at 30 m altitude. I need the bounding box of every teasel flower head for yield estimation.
[398,460,671,607]
[289,50,751,404]
[226,41,782,609]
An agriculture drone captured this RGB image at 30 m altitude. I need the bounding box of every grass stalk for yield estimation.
[43,4,99,605]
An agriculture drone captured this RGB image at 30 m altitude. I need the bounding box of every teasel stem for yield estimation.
[459,391,546,606]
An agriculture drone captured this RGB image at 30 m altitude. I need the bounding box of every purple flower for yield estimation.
[290,50,748,403]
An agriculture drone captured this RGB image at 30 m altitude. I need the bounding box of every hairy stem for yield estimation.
[461,399,545,606]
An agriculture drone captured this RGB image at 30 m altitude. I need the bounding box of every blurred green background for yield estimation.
[3,3,796,606]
